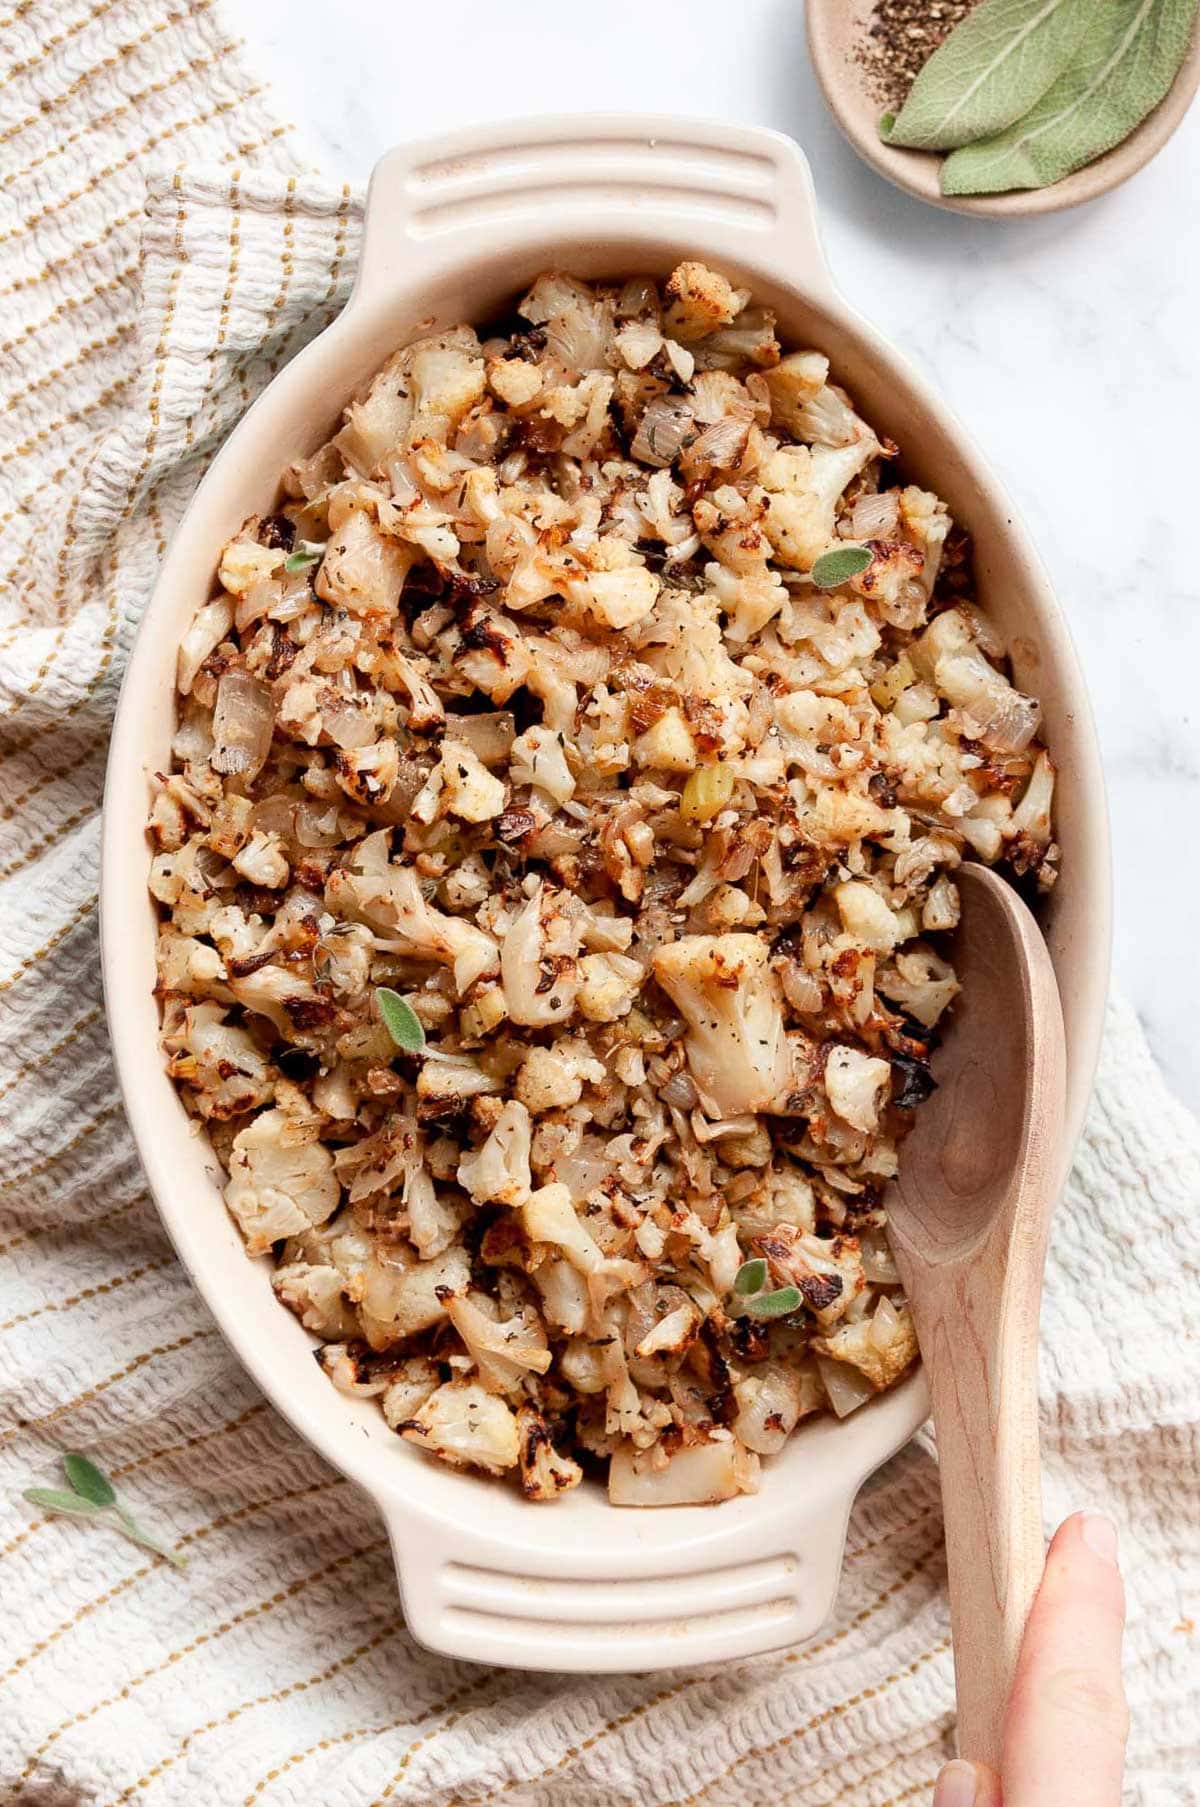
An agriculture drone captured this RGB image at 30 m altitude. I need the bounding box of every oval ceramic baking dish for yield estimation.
[102,115,1110,1675]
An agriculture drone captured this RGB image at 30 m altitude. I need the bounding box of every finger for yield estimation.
[933,1759,1003,1807]
[1002,1512,1129,1807]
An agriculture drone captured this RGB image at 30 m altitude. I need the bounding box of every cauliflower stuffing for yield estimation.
[152,261,1057,1507]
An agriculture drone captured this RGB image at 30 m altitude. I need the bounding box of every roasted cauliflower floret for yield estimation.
[412,740,507,824]
[560,537,661,631]
[397,1379,521,1474]
[910,606,1041,753]
[164,1002,273,1120]
[457,1099,533,1205]
[381,1357,441,1428]
[732,1362,819,1456]
[761,350,829,436]
[225,1109,340,1255]
[336,327,485,472]
[824,1046,892,1134]
[833,880,902,954]
[514,1041,604,1113]
[899,485,951,598]
[232,831,289,889]
[508,724,575,805]
[758,438,878,572]
[406,331,487,440]
[663,260,741,342]
[789,381,873,449]
[521,1183,607,1276]
[608,1437,760,1506]
[500,882,581,1027]
[652,934,792,1118]
[878,945,961,1029]
[814,1301,918,1393]
[315,508,414,619]
[356,1245,470,1349]
[516,1404,584,1500]
[445,1293,552,1392]
[331,863,498,995]
[576,952,642,1024]
[272,1261,361,1340]
[218,537,284,597]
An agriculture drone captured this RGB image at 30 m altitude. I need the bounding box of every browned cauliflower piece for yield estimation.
[398,1379,521,1475]
[225,1109,340,1255]
[663,261,741,342]
[516,1405,584,1501]
[652,934,792,1118]
[814,1301,918,1393]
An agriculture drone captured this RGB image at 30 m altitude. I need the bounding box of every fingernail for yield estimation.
[933,1760,979,1807]
[1081,1512,1119,1563]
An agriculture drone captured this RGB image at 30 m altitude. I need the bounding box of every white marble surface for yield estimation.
[231,0,1200,1111]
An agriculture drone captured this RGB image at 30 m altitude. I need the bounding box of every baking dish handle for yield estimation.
[353,115,836,301]
[380,1488,855,1673]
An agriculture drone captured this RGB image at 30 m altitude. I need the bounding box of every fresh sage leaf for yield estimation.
[284,540,325,573]
[376,986,427,1053]
[882,0,1093,150]
[942,0,1200,193]
[743,1285,804,1320]
[113,1515,189,1568]
[733,1258,768,1296]
[23,1487,107,1518]
[811,546,874,590]
[63,1451,116,1507]
[23,1474,187,1567]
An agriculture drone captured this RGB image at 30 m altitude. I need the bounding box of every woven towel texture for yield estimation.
[1,5,1198,1803]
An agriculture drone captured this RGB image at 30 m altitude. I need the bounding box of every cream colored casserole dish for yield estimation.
[102,116,1109,1673]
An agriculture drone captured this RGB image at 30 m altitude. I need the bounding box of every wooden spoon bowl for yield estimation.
[888,864,1067,1764]
[807,0,1200,217]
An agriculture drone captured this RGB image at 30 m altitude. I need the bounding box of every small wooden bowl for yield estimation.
[807,0,1200,217]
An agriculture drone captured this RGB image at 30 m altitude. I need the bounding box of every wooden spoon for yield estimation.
[887,863,1067,1768]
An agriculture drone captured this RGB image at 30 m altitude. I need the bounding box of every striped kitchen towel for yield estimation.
[1,4,1198,1802]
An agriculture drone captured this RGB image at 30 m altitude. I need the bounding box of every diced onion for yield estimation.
[445,711,515,766]
[321,689,376,751]
[660,1070,699,1110]
[848,490,899,539]
[869,1292,902,1349]
[816,1354,876,1418]
[616,277,658,318]
[631,397,695,468]
[294,799,345,848]
[935,648,1041,754]
[545,302,610,372]
[778,962,823,1015]
[552,1147,614,1199]
[682,416,749,474]
[859,1231,901,1286]
[212,668,274,779]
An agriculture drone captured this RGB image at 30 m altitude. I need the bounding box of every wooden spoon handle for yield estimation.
[919,1265,1047,1769]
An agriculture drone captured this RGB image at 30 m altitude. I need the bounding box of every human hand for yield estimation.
[933,1513,1129,1807]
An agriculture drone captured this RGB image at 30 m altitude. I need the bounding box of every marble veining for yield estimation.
[229,0,1200,1111]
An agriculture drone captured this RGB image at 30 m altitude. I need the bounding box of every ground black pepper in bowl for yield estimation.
[853,0,981,111]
